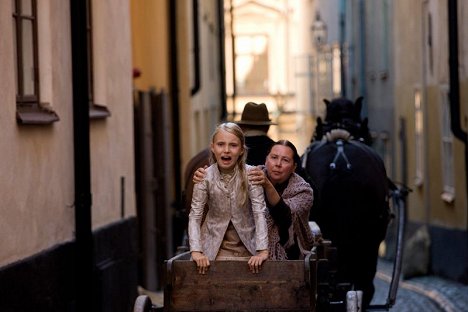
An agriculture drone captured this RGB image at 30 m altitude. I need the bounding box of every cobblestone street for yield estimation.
[372,259,468,312]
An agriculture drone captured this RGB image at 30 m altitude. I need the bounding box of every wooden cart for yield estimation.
[134,239,365,312]
[134,185,408,312]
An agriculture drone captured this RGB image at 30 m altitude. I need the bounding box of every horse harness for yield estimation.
[302,129,353,174]
[329,139,352,170]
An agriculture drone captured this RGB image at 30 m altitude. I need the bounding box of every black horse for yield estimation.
[301,97,391,307]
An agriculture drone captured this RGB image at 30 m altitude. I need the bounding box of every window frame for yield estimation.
[414,88,424,187]
[13,0,59,125]
[439,86,455,203]
[86,0,110,120]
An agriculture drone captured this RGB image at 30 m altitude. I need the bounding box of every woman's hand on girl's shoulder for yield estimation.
[248,166,266,186]
[193,166,208,183]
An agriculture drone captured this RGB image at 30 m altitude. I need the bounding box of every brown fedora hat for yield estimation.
[236,102,277,125]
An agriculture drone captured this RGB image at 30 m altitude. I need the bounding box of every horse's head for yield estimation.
[324,97,362,124]
[312,96,372,145]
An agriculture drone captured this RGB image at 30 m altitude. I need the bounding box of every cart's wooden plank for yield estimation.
[166,260,314,311]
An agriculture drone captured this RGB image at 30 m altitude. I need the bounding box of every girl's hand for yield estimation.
[192,166,208,183]
[248,250,268,274]
[191,251,210,274]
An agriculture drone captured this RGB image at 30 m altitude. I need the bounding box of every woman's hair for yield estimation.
[269,139,301,166]
[210,122,249,204]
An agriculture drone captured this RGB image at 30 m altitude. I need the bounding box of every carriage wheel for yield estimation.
[346,291,363,312]
[133,295,153,312]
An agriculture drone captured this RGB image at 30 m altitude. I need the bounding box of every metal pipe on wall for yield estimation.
[191,0,201,96]
[70,0,94,309]
[447,0,466,143]
[217,0,227,120]
[339,0,347,97]
[169,0,182,235]
[358,0,367,117]
[447,0,468,211]
[229,0,237,119]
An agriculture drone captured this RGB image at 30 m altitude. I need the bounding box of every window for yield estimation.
[86,0,110,119]
[440,86,455,203]
[332,45,342,96]
[414,89,424,187]
[235,34,269,95]
[12,0,59,124]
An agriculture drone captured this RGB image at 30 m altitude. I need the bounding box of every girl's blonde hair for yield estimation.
[210,122,249,205]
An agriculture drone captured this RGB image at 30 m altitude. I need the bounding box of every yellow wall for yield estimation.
[393,0,467,230]
[131,0,170,90]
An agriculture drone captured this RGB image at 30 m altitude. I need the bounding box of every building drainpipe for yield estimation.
[359,0,367,117]
[229,0,237,120]
[447,0,468,213]
[70,0,94,310]
[217,0,227,120]
[169,0,182,217]
[339,0,347,98]
[191,0,201,96]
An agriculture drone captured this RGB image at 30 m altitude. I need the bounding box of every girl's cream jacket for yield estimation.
[188,164,268,260]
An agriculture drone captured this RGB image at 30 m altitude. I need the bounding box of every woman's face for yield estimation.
[265,145,297,184]
[211,129,244,173]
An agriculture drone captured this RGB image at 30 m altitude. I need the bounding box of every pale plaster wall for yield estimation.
[0,0,75,266]
[0,0,136,266]
[90,0,136,228]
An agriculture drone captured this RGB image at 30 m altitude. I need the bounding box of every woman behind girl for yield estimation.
[248,140,316,260]
[188,122,269,274]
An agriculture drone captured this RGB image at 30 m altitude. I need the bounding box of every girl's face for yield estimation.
[211,129,244,173]
[265,145,297,184]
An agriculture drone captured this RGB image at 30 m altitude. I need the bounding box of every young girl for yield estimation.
[188,122,269,274]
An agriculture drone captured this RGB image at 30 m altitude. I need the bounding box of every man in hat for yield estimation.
[237,102,276,165]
